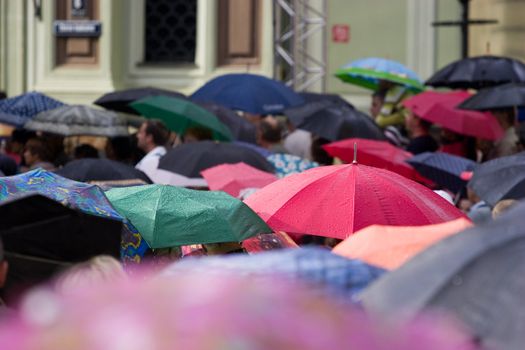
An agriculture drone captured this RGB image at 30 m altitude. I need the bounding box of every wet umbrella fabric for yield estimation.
[458,83,525,111]
[0,91,65,127]
[105,185,272,248]
[332,218,472,270]
[284,99,386,141]
[468,152,525,207]
[335,57,424,91]
[299,92,353,107]
[407,152,476,193]
[361,202,525,350]
[191,73,305,115]
[403,91,504,141]
[158,141,275,178]
[24,105,129,137]
[131,96,233,141]
[55,158,152,184]
[425,55,525,89]
[163,247,386,301]
[200,162,277,198]
[94,87,187,115]
[0,193,123,300]
[244,164,466,239]
[323,138,422,181]
[197,102,257,143]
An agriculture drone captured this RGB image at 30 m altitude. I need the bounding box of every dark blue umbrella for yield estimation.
[406,152,476,193]
[191,73,305,115]
[0,91,65,127]
[163,247,385,301]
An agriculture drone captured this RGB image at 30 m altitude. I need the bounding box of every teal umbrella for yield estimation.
[130,96,234,141]
[105,185,271,248]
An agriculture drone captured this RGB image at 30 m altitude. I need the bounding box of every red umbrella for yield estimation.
[244,164,466,240]
[201,162,277,198]
[322,138,423,181]
[403,91,504,140]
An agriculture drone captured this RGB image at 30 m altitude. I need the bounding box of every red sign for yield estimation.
[332,24,350,43]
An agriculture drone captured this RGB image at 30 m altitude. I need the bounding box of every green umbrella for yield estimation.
[105,185,271,248]
[130,95,234,141]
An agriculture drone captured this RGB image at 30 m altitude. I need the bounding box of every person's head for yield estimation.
[106,136,133,163]
[491,108,515,130]
[0,238,8,289]
[184,126,213,143]
[54,255,125,294]
[0,91,6,100]
[370,90,385,118]
[23,138,53,167]
[440,128,463,144]
[136,120,170,153]
[74,144,99,159]
[492,199,518,219]
[9,129,36,155]
[405,111,432,136]
[257,119,283,148]
[311,136,333,165]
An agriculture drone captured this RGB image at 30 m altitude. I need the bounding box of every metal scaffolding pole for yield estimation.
[273,0,327,92]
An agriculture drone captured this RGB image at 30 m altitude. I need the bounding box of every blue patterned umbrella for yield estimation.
[0,169,148,263]
[267,153,319,178]
[163,247,385,301]
[0,91,65,127]
[407,152,476,193]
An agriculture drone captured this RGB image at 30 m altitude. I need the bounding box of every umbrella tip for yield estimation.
[352,142,358,164]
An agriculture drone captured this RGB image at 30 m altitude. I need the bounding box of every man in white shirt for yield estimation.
[135,120,170,182]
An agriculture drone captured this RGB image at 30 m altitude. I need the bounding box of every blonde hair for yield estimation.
[54,255,126,293]
[492,199,518,219]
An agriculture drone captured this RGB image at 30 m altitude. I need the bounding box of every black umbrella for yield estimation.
[94,87,187,115]
[425,55,525,89]
[158,141,275,178]
[197,102,257,143]
[299,92,353,107]
[361,202,525,349]
[406,152,476,193]
[458,83,525,111]
[55,158,152,184]
[468,152,525,207]
[284,99,386,141]
[0,193,122,301]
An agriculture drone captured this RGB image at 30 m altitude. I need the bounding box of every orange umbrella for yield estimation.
[332,218,472,270]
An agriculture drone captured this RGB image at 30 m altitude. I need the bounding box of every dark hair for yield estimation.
[0,237,3,262]
[372,90,386,100]
[311,137,333,165]
[11,129,36,144]
[144,120,170,146]
[0,91,6,100]
[74,144,99,159]
[185,126,213,141]
[108,136,133,162]
[258,121,283,143]
[25,138,53,162]
[418,117,433,131]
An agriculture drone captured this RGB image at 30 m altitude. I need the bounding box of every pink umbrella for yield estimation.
[244,164,466,240]
[403,90,504,140]
[200,162,278,197]
[322,138,427,182]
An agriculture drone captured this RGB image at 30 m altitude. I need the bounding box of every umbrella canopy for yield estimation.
[158,141,275,178]
[105,184,272,248]
[468,152,525,207]
[55,158,152,184]
[407,152,476,193]
[335,57,424,91]
[191,73,305,115]
[197,102,257,143]
[244,164,466,239]
[402,90,504,140]
[284,99,386,141]
[361,202,525,349]
[94,86,187,114]
[200,162,277,198]
[458,82,525,111]
[131,96,233,141]
[332,218,472,270]
[299,92,354,107]
[425,55,525,89]
[0,193,122,302]
[163,247,386,300]
[24,105,129,137]
[266,153,319,178]
[322,138,423,181]
[0,91,65,127]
